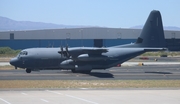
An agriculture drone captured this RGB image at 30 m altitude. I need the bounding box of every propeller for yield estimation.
[58,44,71,58]
[60,46,63,57]
[59,41,64,57]
[65,44,70,58]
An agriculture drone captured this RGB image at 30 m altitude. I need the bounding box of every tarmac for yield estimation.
[0,57,180,104]
[0,90,180,104]
[0,64,180,80]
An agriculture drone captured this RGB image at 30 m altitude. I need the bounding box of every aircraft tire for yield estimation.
[26,68,31,73]
[71,69,91,73]
[82,70,91,74]
[71,69,76,73]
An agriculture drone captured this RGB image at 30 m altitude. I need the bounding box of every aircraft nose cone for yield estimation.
[9,58,18,66]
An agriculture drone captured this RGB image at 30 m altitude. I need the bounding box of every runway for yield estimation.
[0,64,180,80]
[0,90,180,104]
[0,61,180,104]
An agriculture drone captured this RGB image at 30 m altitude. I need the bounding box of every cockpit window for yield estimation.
[19,51,28,55]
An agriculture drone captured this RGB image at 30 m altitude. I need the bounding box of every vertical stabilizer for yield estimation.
[135,10,166,47]
[115,10,166,48]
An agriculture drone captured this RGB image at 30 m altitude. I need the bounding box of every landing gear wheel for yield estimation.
[71,69,91,73]
[26,68,31,73]
[82,70,91,74]
[71,69,76,73]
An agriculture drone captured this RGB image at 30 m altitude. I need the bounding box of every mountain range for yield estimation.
[0,16,180,31]
[0,16,88,31]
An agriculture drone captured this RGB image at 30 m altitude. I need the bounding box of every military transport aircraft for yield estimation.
[10,10,167,73]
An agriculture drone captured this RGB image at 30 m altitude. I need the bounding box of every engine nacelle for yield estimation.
[60,59,74,69]
[77,54,107,61]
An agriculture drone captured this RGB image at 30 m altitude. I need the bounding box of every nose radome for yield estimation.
[9,58,18,66]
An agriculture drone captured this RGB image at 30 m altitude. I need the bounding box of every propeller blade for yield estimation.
[61,46,63,52]
[65,44,70,58]
[65,44,68,51]
[61,46,63,57]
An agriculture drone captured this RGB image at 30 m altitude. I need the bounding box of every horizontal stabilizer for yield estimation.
[144,48,167,51]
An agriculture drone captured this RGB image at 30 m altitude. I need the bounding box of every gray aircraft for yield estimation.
[10,10,167,73]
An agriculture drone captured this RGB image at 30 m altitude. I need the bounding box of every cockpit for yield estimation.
[10,51,29,69]
[17,51,28,58]
[19,51,28,55]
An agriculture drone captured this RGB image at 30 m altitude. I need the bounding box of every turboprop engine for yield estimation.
[60,59,74,69]
[59,52,108,72]
[60,59,92,72]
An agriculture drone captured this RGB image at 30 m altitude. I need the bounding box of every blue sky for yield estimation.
[0,0,180,28]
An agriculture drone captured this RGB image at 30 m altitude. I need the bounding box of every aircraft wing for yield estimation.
[81,48,108,54]
[58,47,108,59]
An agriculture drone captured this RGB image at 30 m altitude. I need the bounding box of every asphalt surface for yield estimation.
[0,90,180,104]
[1,57,180,104]
[0,64,180,80]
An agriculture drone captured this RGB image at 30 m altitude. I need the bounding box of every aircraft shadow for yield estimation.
[88,72,114,78]
[59,71,114,78]
[145,71,172,74]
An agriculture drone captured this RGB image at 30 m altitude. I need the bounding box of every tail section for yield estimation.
[135,10,166,47]
[115,10,166,48]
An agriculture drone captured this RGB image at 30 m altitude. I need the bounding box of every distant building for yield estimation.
[0,28,180,51]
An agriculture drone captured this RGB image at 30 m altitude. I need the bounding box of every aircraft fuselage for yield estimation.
[9,10,166,73]
[10,47,145,71]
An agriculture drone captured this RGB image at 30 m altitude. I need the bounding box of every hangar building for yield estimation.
[0,27,180,51]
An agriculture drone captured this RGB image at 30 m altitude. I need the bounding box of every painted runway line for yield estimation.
[0,98,11,104]
[47,90,98,104]
[40,98,49,103]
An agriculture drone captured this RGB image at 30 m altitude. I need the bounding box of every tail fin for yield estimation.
[135,10,166,47]
[115,10,166,48]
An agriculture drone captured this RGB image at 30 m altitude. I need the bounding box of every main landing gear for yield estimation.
[71,69,91,74]
[26,68,31,73]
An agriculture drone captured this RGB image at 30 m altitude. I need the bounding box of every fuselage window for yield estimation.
[19,51,28,56]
